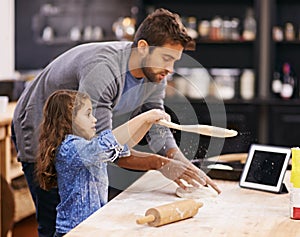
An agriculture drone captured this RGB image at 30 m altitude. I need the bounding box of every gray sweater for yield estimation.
[13,41,177,163]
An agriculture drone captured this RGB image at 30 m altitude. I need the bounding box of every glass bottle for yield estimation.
[280,63,295,99]
[285,22,295,41]
[240,69,255,100]
[210,16,223,40]
[198,20,210,39]
[186,17,198,39]
[243,8,256,41]
[271,71,282,98]
[231,18,240,40]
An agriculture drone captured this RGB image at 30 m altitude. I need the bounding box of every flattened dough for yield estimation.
[176,186,218,199]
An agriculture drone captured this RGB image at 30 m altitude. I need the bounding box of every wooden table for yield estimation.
[0,102,16,237]
[0,102,35,227]
[65,170,300,237]
[0,102,18,182]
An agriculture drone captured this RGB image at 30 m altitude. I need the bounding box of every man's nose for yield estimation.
[165,62,174,74]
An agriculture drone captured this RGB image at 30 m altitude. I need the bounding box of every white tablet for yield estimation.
[239,144,291,193]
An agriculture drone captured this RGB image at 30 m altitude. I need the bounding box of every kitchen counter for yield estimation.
[65,170,300,237]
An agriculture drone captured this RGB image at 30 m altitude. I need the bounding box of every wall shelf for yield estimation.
[196,39,255,44]
[35,36,118,46]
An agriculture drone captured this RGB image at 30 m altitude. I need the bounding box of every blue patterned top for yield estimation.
[55,129,130,234]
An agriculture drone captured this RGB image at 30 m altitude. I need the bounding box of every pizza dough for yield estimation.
[175,186,218,199]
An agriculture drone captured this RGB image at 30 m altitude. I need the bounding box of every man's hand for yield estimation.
[166,148,221,194]
[158,158,201,189]
[116,148,221,194]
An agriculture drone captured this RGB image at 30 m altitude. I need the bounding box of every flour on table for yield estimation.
[175,186,218,199]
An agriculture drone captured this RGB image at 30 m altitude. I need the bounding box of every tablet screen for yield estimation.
[245,150,286,186]
[240,144,291,193]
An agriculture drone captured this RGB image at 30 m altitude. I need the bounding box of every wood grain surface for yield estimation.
[65,170,299,237]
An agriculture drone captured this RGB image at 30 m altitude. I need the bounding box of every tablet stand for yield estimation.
[278,183,288,194]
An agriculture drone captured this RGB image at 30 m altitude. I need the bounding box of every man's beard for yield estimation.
[140,55,163,83]
[142,66,159,83]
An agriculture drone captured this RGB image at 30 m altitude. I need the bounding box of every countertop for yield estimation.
[65,170,300,237]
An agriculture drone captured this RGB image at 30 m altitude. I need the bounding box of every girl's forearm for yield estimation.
[112,114,151,147]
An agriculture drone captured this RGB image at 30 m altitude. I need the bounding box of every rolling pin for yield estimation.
[206,153,248,164]
[136,199,203,227]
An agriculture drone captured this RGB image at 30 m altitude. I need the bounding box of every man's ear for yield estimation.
[137,39,149,56]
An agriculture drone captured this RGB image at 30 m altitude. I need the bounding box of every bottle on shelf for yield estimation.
[271,63,298,99]
[222,17,232,40]
[285,22,295,41]
[186,16,198,39]
[272,26,284,42]
[280,62,296,99]
[271,70,282,98]
[198,20,210,39]
[242,7,256,41]
[210,16,223,41]
[231,18,240,41]
[240,69,255,100]
[42,26,55,42]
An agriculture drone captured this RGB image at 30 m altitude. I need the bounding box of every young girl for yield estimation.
[36,89,169,236]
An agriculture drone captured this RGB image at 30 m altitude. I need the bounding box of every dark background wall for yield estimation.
[15,0,139,70]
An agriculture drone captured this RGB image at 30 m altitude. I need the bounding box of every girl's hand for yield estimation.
[144,109,170,123]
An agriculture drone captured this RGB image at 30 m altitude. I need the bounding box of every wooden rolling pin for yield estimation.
[158,119,238,138]
[136,199,203,227]
[206,153,248,164]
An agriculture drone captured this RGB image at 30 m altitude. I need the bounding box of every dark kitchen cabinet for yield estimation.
[192,101,259,156]
[140,0,260,70]
[266,0,300,148]
[14,0,300,154]
[141,0,300,152]
[164,98,259,159]
[140,0,262,155]
[15,0,138,70]
[140,0,260,95]
[270,0,300,84]
[268,102,300,147]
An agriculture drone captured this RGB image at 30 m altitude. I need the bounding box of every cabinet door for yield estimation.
[268,105,300,147]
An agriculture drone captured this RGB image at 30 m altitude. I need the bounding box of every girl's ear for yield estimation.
[137,39,149,56]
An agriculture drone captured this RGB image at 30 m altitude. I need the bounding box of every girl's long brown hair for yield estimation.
[36,90,89,190]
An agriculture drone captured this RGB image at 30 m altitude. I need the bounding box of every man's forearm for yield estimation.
[166,147,191,164]
[116,149,169,171]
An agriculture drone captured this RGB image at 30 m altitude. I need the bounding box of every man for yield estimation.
[12,8,220,237]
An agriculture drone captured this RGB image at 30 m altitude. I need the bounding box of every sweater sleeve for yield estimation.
[78,61,124,134]
[133,79,179,156]
[58,131,130,168]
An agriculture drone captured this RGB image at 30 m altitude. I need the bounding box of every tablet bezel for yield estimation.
[239,144,291,193]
